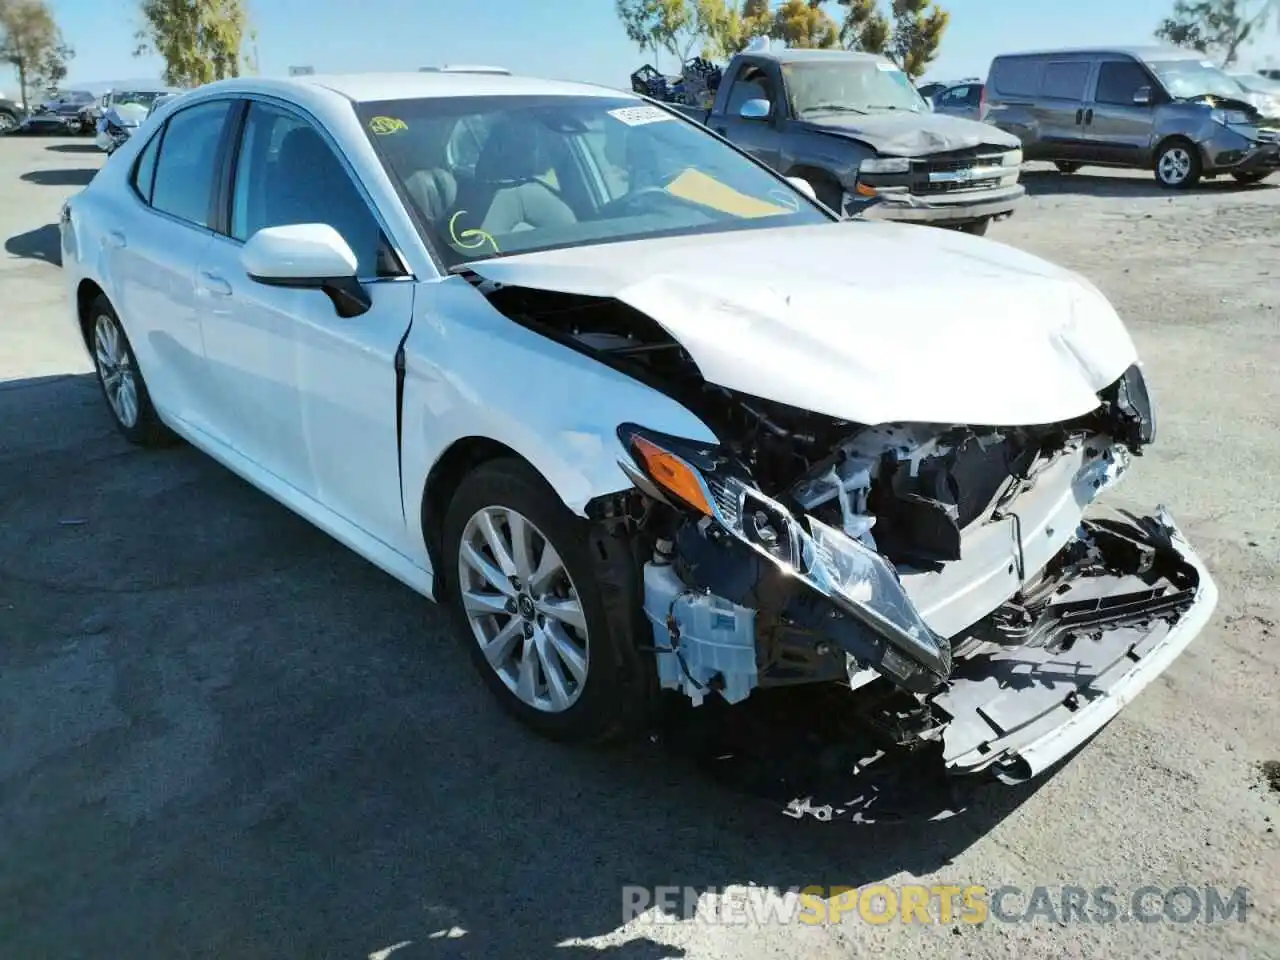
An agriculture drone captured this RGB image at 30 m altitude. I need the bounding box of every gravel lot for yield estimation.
[2,136,1278,960]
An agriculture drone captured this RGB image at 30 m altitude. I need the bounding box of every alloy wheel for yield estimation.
[93,313,139,429]
[1158,147,1192,186]
[457,505,589,713]
[0,113,15,134]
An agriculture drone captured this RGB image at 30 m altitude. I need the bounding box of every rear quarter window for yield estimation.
[991,57,1042,98]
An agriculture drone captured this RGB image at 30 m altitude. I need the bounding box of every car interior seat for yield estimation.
[453,116,577,235]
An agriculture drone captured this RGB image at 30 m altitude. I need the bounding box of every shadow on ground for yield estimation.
[45,143,103,154]
[0,374,1057,959]
[5,223,61,266]
[1021,168,1276,198]
[19,168,96,187]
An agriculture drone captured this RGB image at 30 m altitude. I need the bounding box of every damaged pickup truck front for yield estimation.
[463,226,1218,785]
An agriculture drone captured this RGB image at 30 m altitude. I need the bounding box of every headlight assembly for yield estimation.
[859,156,911,174]
[1211,107,1253,126]
[618,424,951,679]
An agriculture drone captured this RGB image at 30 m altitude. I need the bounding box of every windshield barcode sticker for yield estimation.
[609,105,673,126]
[876,62,900,71]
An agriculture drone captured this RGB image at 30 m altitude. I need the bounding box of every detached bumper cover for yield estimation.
[934,506,1218,783]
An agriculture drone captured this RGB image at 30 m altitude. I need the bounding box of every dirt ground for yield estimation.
[1,137,1277,960]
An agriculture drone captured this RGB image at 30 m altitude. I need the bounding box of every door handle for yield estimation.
[1084,108,1094,125]
[105,230,126,249]
[1075,108,1084,125]
[198,271,232,297]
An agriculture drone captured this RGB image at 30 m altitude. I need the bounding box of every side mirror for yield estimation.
[241,223,371,318]
[1133,86,1153,106]
[785,176,817,202]
[739,98,771,120]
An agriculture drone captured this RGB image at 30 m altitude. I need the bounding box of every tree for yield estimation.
[770,0,839,49]
[615,0,739,66]
[135,0,252,87]
[836,0,949,78]
[1154,0,1274,66]
[0,0,74,106]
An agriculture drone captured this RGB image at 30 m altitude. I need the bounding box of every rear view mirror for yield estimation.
[740,98,771,120]
[241,223,371,318]
[1133,86,1153,105]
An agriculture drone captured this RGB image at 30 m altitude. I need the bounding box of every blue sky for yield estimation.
[9,0,1280,95]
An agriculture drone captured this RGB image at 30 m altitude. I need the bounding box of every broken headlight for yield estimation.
[618,424,951,679]
[1100,362,1156,451]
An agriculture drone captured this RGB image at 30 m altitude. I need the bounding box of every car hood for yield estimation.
[798,110,1019,156]
[463,221,1138,427]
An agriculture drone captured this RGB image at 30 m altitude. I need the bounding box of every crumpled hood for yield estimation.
[106,103,149,127]
[464,221,1138,427]
[800,110,1020,156]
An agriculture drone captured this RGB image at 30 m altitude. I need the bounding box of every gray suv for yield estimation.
[983,46,1279,188]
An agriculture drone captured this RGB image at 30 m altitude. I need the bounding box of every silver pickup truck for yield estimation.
[671,49,1025,236]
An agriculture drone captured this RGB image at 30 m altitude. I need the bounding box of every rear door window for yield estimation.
[1042,61,1091,101]
[149,99,233,228]
[991,57,1041,97]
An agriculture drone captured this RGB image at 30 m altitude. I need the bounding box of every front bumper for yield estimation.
[935,506,1217,783]
[847,184,1025,225]
[1200,125,1280,175]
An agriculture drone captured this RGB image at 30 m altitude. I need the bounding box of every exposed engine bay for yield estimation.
[477,279,1213,782]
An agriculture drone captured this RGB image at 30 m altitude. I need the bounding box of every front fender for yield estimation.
[400,276,718,544]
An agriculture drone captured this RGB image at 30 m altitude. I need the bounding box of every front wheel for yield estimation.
[957,218,990,236]
[1154,140,1202,189]
[442,458,651,743]
[0,110,19,135]
[1054,161,1082,174]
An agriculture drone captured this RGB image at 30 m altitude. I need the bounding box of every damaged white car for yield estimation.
[61,72,1218,784]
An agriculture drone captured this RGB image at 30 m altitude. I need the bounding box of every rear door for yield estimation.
[1085,58,1160,165]
[1032,59,1096,161]
[104,98,234,433]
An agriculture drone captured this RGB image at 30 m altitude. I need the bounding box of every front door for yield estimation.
[196,97,417,553]
[713,64,785,171]
[1085,59,1159,165]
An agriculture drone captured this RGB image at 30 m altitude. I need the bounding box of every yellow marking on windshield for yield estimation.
[448,210,499,253]
[369,116,408,135]
[664,169,792,218]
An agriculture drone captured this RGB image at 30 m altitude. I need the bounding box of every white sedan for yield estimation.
[60,71,1217,783]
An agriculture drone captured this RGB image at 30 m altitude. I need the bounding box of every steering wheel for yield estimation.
[597,169,689,217]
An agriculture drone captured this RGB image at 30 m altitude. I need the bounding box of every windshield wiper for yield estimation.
[865,104,914,111]
[803,103,868,115]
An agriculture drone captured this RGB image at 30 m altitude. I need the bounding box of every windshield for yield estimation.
[1149,59,1244,100]
[357,94,830,268]
[112,91,166,109]
[1232,73,1280,94]
[783,61,927,117]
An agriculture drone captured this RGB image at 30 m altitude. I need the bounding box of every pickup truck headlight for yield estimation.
[1211,107,1253,127]
[618,424,951,679]
[859,156,911,174]
[1003,148,1023,166]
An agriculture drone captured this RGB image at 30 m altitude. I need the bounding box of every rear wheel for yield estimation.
[1054,161,1082,174]
[1154,139,1202,189]
[87,295,175,447]
[442,458,652,743]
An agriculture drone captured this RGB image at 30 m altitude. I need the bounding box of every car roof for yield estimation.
[993,45,1204,63]
[208,71,636,104]
[742,48,889,65]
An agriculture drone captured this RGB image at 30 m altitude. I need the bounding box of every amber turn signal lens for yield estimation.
[630,436,714,516]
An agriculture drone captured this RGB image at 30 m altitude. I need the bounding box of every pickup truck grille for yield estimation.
[910,150,1008,196]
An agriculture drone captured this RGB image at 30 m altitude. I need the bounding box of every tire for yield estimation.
[1054,161,1082,174]
[0,109,19,135]
[809,175,846,215]
[1154,139,1202,189]
[957,218,990,236]
[87,295,176,447]
[442,458,652,744]
[1232,171,1271,185]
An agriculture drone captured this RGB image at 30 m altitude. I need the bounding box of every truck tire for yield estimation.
[1054,161,1082,174]
[0,108,19,135]
[957,219,990,236]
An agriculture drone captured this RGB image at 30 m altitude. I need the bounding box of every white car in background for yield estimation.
[58,72,1217,785]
